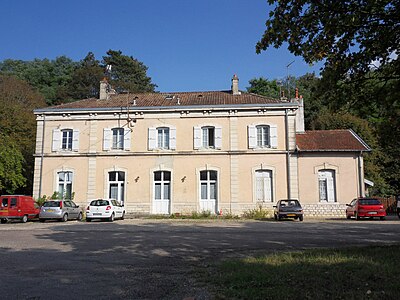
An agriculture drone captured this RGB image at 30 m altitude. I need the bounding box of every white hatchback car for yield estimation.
[86,199,125,222]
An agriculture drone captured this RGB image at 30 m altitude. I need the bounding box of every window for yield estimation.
[158,127,170,149]
[193,126,222,149]
[103,128,131,151]
[199,170,218,213]
[255,170,273,202]
[112,128,124,150]
[202,127,215,148]
[52,129,79,152]
[148,126,176,150]
[248,124,277,149]
[61,129,73,150]
[109,171,125,205]
[10,198,17,207]
[1,198,8,207]
[256,125,270,147]
[58,171,73,200]
[318,169,336,202]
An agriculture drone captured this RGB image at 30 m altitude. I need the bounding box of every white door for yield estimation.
[153,171,171,214]
[255,170,273,202]
[199,170,218,213]
[318,170,336,202]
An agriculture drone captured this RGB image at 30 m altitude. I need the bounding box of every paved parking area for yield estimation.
[1,217,400,299]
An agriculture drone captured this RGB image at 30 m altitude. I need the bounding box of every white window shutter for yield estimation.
[326,171,336,202]
[170,127,177,150]
[215,126,222,149]
[248,125,256,149]
[270,124,278,148]
[148,127,157,150]
[193,126,202,149]
[72,129,79,152]
[124,128,131,151]
[103,128,111,151]
[52,129,61,152]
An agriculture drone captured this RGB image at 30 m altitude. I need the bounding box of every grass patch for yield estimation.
[203,245,400,299]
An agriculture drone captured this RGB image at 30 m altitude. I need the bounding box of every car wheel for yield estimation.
[274,213,277,221]
[380,216,386,220]
[61,214,68,222]
[121,212,125,220]
[346,214,351,219]
[86,218,91,222]
[21,215,28,223]
[1,219,7,224]
[109,213,115,222]
[77,213,83,221]
[39,218,45,223]
[355,212,360,220]
[278,214,282,221]
[299,215,303,222]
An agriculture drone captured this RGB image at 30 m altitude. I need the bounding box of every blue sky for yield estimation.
[1,0,321,92]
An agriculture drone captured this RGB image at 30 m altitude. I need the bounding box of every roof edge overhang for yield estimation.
[34,102,298,114]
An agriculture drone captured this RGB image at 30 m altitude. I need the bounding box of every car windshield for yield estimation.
[280,200,300,207]
[359,199,381,205]
[90,200,110,206]
[43,201,61,207]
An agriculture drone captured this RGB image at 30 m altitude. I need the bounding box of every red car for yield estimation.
[346,197,386,220]
[0,195,40,223]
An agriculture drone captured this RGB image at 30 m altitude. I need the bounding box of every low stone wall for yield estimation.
[303,203,347,218]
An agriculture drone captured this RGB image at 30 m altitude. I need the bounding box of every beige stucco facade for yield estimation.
[33,85,368,217]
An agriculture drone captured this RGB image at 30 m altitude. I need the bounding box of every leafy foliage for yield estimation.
[67,52,104,100]
[0,133,26,194]
[0,75,46,194]
[257,0,400,81]
[103,49,157,93]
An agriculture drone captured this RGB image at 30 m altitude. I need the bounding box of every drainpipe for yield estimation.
[358,152,364,197]
[285,109,291,199]
[38,114,46,198]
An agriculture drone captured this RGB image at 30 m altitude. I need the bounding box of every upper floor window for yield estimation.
[112,128,124,150]
[256,125,270,147]
[248,124,277,149]
[103,128,131,151]
[148,126,176,150]
[193,125,222,150]
[61,129,73,150]
[52,129,79,152]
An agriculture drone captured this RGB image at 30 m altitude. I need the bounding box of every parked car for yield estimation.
[346,197,386,220]
[39,200,83,222]
[0,195,40,223]
[86,199,125,222]
[273,199,304,221]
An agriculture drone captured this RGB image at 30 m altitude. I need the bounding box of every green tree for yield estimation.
[0,133,26,194]
[67,52,104,100]
[0,56,77,105]
[103,49,157,93]
[0,75,46,194]
[246,77,281,99]
[257,0,400,81]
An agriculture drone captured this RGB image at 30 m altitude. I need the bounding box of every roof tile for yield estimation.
[296,130,370,152]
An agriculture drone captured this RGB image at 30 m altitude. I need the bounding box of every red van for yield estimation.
[0,195,40,223]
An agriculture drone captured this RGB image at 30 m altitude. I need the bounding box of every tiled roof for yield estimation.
[44,91,288,110]
[296,130,370,152]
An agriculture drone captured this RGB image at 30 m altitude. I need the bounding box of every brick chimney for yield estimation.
[231,74,241,95]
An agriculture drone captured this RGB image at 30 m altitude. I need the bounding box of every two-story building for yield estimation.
[33,75,370,217]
